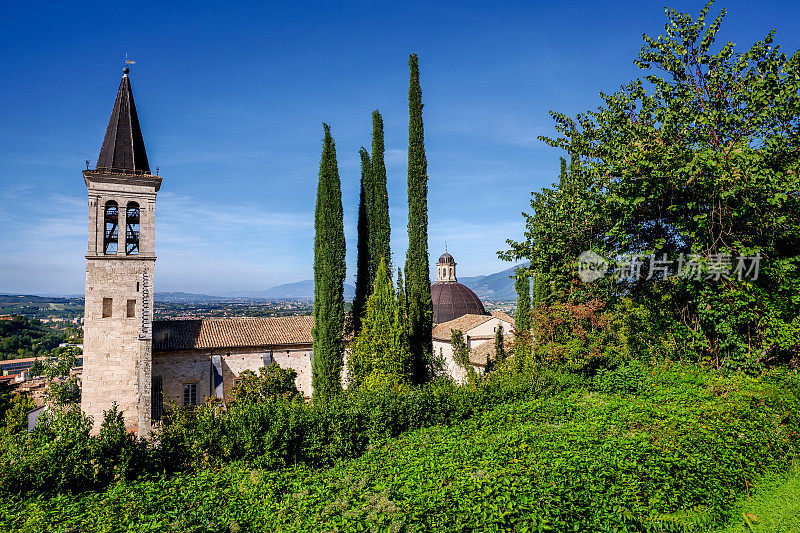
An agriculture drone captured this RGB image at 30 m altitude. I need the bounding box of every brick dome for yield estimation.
[431,281,486,324]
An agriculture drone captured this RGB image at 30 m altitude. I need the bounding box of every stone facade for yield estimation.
[81,171,161,435]
[432,314,514,383]
[152,345,314,410]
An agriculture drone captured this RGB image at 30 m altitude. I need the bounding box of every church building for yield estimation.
[80,70,511,434]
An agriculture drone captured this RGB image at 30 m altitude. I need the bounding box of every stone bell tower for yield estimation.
[81,66,161,435]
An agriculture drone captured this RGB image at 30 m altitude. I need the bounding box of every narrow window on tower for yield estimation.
[103,201,119,255]
[127,299,136,318]
[102,297,113,318]
[126,202,140,255]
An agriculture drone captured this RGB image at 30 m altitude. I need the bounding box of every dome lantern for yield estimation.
[431,250,487,323]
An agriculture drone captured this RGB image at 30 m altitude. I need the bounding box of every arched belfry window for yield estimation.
[103,201,119,255]
[126,202,140,255]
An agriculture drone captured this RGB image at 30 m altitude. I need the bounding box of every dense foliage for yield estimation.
[405,53,434,383]
[0,316,78,360]
[2,364,799,532]
[348,259,413,390]
[312,123,346,400]
[502,2,800,373]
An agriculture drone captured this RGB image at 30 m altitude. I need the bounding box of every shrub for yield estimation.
[231,363,302,403]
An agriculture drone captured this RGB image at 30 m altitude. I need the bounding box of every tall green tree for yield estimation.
[504,2,800,371]
[531,273,549,311]
[514,270,531,334]
[513,270,532,365]
[494,323,506,365]
[405,53,433,382]
[352,147,373,333]
[370,110,391,280]
[312,123,346,400]
[348,258,412,389]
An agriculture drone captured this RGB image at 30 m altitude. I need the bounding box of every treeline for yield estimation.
[0,316,80,360]
[503,2,800,374]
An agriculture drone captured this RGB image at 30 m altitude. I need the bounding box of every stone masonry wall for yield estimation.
[82,258,153,434]
[152,344,314,408]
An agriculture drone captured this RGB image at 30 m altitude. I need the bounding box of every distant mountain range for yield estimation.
[228,262,526,301]
[459,263,527,300]
[6,263,526,304]
[233,281,356,300]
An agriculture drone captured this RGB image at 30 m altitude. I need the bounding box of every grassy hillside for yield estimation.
[2,364,798,533]
[715,469,800,533]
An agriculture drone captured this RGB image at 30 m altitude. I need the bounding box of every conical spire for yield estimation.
[96,72,150,173]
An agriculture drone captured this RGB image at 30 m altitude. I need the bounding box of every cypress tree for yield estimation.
[404,53,433,382]
[370,110,391,280]
[348,258,412,389]
[352,148,373,334]
[494,323,506,364]
[312,123,346,400]
[514,270,531,367]
[515,270,531,333]
[531,272,549,311]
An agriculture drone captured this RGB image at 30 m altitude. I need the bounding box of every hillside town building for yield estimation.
[80,70,512,434]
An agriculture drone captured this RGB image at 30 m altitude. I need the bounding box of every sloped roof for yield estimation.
[490,310,515,326]
[432,313,493,341]
[469,338,512,367]
[96,74,150,173]
[152,316,314,352]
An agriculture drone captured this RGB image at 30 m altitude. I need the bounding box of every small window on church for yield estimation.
[126,202,140,255]
[183,383,197,406]
[103,201,119,255]
[127,299,136,318]
[102,297,112,318]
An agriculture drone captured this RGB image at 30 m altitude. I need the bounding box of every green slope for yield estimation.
[4,366,799,533]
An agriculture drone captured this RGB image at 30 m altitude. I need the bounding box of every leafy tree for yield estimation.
[232,364,302,403]
[43,353,76,380]
[3,393,35,434]
[92,403,147,485]
[405,53,434,382]
[370,110,391,280]
[503,2,800,371]
[45,376,81,406]
[312,123,346,400]
[352,147,373,334]
[348,258,412,389]
[450,329,475,382]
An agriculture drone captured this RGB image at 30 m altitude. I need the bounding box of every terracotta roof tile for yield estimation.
[432,313,493,341]
[490,310,515,326]
[469,338,512,366]
[153,316,314,351]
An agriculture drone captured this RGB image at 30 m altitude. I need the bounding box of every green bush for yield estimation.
[0,404,151,496]
[3,364,799,533]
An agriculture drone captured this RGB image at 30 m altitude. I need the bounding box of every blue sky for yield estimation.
[1,0,798,295]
